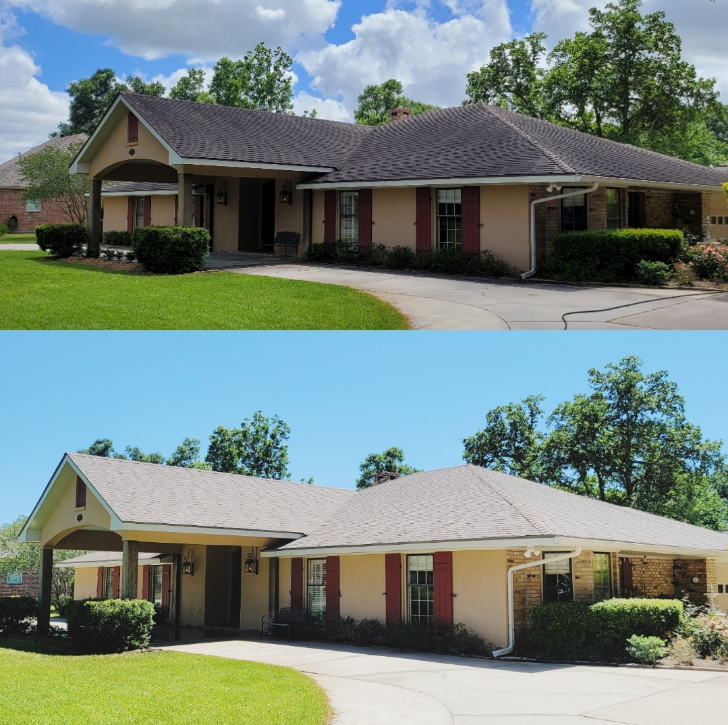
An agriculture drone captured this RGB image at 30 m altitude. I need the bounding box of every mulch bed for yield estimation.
[53,256,149,274]
[0,632,86,655]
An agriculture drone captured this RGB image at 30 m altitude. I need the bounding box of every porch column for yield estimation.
[268,557,279,619]
[37,548,53,633]
[87,178,102,257]
[177,173,194,227]
[302,189,313,254]
[121,540,139,599]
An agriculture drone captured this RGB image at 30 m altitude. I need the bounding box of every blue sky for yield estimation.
[1,332,726,522]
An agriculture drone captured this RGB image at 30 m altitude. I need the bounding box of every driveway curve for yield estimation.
[163,639,728,725]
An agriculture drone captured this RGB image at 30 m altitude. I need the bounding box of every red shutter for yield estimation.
[434,552,453,629]
[128,113,139,143]
[620,558,633,598]
[325,556,340,621]
[461,186,481,255]
[112,566,121,599]
[143,196,152,227]
[161,565,171,614]
[385,554,402,626]
[96,567,104,599]
[324,191,337,241]
[75,476,86,508]
[416,187,432,253]
[358,189,372,247]
[141,565,150,601]
[127,197,135,234]
[174,195,178,226]
[290,558,304,609]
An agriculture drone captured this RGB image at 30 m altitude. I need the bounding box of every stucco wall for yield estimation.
[103,196,128,232]
[340,554,386,621]
[708,190,728,240]
[279,557,292,609]
[179,545,206,627]
[275,179,304,248]
[716,561,728,612]
[241,556,270,630]
[312,190,325,244]
[73,567,98,600]
[213,177,241,252]
[372,188,417,249]
[480,185,530,271]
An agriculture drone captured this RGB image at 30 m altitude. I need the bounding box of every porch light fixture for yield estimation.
[244,548,258,575]
[523,547,541,558]
[182,549,194,576]
[279,180,293,205]
[216,181,228,206]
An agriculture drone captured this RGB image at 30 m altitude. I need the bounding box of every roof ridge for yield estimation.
[477,104,576,175]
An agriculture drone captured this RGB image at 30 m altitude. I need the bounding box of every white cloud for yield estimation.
[292,91,350,121]
[298,3,513,111]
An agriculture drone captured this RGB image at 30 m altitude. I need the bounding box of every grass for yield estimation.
[0,233,36,244]
[0,251,408,330]
[0,640,331,725]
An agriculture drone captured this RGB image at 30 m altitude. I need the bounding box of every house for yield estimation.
[68,93,728,273]
[0,135,87,233]
[0,553,39,599]
[20,454,728,650]
[101,182,178,235]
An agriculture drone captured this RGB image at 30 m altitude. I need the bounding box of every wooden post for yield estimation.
[268,557,279,619]
[37,548,53,633]
[302,189,312,254]
[121,540,139,599]
[87,178,102,257]
[177,173,194,227]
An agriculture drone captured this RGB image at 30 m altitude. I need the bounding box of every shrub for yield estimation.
[414,248,512,278]
[626,635,667,665]
[681,242,728,282]
[0,597,37,635]
[35,223,88,259]
[65,598,155,653]
[54,595,73,618]
[0,224,8,238]
[103,230,133,247]
[385,245,417,270]
[529,599,683,662]
[635,260,671,285]
[132,226,210,274]
[551,229,684,283]
[681,615,728,659]
[671,262,696,287]
[667,636,700,665]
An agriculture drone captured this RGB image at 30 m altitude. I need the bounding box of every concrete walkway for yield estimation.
[162,639,728,725]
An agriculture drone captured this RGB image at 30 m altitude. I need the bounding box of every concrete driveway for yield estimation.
[163,639,728,725]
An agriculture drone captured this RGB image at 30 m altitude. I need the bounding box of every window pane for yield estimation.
[340,192,359,244]
[561,187,588,232]
[407,555,434,623]
[436,189,462,250]
[606,189,622,230]
[106,568,114,600]
[152,566,163,606]
[136,197,145,229]
[543,553,573,602]
[307,559,327,620]
[25,200,41,212]
[593,553,612,602]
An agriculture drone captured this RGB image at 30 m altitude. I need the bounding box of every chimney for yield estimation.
[387,108,413,124]
[372,471,401,486]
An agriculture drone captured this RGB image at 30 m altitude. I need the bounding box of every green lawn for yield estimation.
[0,642,330,725]
[0,251,408,330]
[0,233,36,244]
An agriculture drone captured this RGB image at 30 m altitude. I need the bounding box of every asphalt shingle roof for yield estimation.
[0,134,87,188]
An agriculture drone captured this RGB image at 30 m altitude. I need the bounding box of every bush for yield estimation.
[681,242,728,282]
[635,260,671,285]
[671,262,696,287]
[103,230,133,247]
[551,229,684,283]
[0,597,37,635]
[626,635,667,665]
[529,599,683,662]
[65,598,155,653]
[0,224,8,238]
[681,615,728,659]
[35,223,88,259]
[132,226,210,274]
[386,245,417,270]
[54,595,73,618]
[414,248,512,278]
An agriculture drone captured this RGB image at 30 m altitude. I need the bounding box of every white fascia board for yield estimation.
[296,175,583,190]
[178,157,334,174]
[577,175,726,192]
[101,190,177,198]
[119,522,305,539]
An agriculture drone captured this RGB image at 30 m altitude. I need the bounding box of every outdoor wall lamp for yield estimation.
[182,549,194,576]
[279,180,293,205]
[523,547,541,558]
[244,547,259,575]
[216,181,228,206]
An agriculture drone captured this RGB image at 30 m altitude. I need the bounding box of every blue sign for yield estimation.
[6,573,22,585]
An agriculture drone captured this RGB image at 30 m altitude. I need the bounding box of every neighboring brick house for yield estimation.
[0,551,39,598]
[0,134,87,233]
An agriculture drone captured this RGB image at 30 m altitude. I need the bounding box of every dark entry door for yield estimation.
[230,548,242,629]
[261,180,276,252]
[628,191,647,228]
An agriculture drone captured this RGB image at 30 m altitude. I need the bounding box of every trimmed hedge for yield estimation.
[551,229,684,283]
[0,596,37,635]
[36,223,88,259]
[65,598,156,653]
[529,598,683,662]
[132,226,210,274]
[103,230,133,247]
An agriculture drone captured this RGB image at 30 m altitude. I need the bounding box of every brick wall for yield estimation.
[587,188,607,231]
[507,549,542,640]
[0,189,70,233]
[0,571,39,598]
[644,191,673,229]
[529,185,561,265]
[573,551,596,602]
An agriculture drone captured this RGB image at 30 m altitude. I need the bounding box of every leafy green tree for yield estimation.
[78,438,116,457]
[167,438,211,469]
[354,79,439,126]
[123,446,164,464]
[463,356,728,530]
[124,76,165,97]
[57,68,127,136]
[205,411,291,478]
[209,44,294,113]
[169,68,213,103]
[17,142,89,224]
[356,447,421,489]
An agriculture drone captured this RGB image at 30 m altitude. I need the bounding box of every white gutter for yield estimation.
[492,546,582,659]
[521,183,599,280]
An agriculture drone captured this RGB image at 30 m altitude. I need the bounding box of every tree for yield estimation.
[78,438,116,457]
[205,411,291,478]
[167,438,211,469]
[124,76,165,97]
[354,79,440,126]
[57,68,127,136]
[209,44,294,113]
[169,68,215,103]
[17,142,89,225]
[463,356,728,530]
[123,446,164,464]
[356,447,421,489]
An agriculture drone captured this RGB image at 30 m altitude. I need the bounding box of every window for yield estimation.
[6,573,22,585]
[712,217,718,225]
[627,191,646,228]
[407,554,434,623]
[135,197,146,229]
[128,113,139,144]
[593,553,612,602]
[719,584,724,594]
[75,476,86,509]
[105,568,115,600]
[720,217,725,225]
[606,189,622,229]
[436,189,462,250]
[25,200,41,212]
[561,188,588,232]
[150,566,163,606]
[543,553,573,602]
[307,559,326,620]
[340,191,359,245]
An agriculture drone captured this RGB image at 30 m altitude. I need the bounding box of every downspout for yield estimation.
[521,184,600,280]
[492,546,582,659]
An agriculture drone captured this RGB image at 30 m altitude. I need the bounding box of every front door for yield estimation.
[261,180,276,252]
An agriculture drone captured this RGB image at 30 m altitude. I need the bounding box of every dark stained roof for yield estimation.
[123,93,372,169]
[102,182,177,195]
[0,134,87,188]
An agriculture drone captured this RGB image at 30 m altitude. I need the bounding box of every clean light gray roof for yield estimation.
[102,181,177,196]
[279,465,728,553]
[0,134,87,188]
[68,453,354,536]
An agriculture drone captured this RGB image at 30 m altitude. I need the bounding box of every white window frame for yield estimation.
[593,552,612,602]
[406,554,434,624]
[436,188,462,250]
[339,191,359,245]
[105,567,115,600]
[25,200,41,213]
[543,552,574,603]
[605,188,622,230]
[307,559,327,620]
